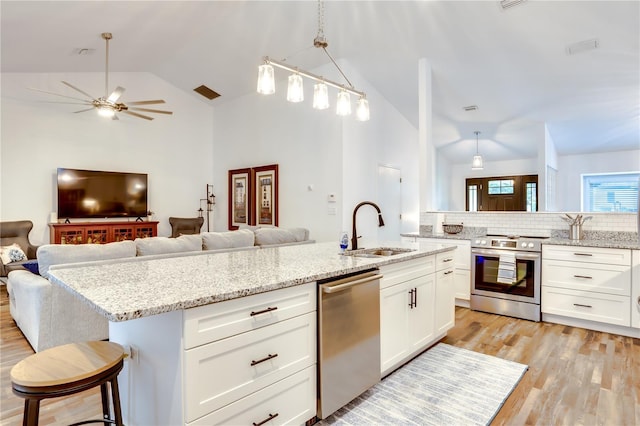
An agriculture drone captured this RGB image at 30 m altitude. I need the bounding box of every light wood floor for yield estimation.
[1,285,638,425]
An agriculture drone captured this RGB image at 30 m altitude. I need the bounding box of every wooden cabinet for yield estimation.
[542,245,632,328]
[380,256,440,377]
[49,221,158,244]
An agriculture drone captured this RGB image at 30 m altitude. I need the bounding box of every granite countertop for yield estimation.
[544,238,640,250]
[49,241,455,322]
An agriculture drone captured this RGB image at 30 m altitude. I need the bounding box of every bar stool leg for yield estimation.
[23,398,40,426]
[109,377,123,426]
[100,382,110,425]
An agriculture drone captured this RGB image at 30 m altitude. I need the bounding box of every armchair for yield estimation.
[1,220,38,277]
[169,217,204,238]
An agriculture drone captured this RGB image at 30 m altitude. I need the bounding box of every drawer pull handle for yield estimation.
[573,252,593,257]
[573,275,592,279]
[253,413,279,426]
[573,303,593,308]
[250,306,278,316]
[443,258,453,262]
[637,296,640,306]
[444,270,453,275]
[251,353,278,366]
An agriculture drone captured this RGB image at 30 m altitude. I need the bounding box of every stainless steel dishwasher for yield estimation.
[317,269,382,419]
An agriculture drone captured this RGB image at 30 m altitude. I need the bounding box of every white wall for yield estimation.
[556,149,640,211]
[1,72,214,243]
[212,61,419,244]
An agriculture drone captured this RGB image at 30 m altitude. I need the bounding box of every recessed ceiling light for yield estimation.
[500,0,527,10]
[565,39,600,56]
[463,105,479,112]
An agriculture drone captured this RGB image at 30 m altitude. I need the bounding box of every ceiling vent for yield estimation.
[500,0,527,10]
[463,105,479,112]
[565,39,599,56]
[193,85,221,100]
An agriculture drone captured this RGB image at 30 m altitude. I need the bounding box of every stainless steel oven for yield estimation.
[470,235,543,322]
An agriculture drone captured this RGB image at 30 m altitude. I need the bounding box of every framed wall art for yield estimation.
[228,168,253,230]
[253,164,278,227]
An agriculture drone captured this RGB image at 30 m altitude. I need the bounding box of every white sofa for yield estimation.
[7,227,312,352]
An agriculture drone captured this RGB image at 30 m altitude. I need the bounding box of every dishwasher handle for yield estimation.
[321,273,382,294]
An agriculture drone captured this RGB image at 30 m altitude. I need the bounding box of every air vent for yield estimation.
[500,0,527,10]
[565,39,599,56]
[463,105,479,112]
[193,85,221,100]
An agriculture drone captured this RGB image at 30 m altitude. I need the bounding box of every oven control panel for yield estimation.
[472,237,544,252]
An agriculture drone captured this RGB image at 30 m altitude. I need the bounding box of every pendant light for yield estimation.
[471,131,484,170]
[257,0,369,121]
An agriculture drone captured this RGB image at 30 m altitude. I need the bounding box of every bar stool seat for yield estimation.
[11,341,125,426]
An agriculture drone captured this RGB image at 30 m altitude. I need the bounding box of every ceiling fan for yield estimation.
[30,32,173,121]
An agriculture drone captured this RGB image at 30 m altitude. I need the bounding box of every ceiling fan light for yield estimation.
[97,105,115,118]
[313,82,329,110]
[257,64,275,95]
[471,155,484,170]
[356,96,370,121]
[336,90,351,116]
[287,73,304,103]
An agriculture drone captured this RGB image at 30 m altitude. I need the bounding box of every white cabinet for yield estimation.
[632,250,640,329]
[379,254,456,377]
[435,252,455,335]
[542,245,632,328]
[416,238,471,303]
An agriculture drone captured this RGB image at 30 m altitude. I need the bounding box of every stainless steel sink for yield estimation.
[343,247,415,258]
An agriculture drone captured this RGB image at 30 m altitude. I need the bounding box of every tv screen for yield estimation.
[57,168,148,219]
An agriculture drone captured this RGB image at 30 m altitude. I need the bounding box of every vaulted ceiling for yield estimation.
[2,1,638,164]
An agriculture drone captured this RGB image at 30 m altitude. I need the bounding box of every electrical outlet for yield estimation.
[123,344,139,364]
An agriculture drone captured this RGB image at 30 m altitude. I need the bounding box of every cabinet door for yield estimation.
[409,274,436,351]
[58,227,85,244]
[631,251,639,329]
[380,281,411,375]
[454,269,470,301]
[435,268,455,334]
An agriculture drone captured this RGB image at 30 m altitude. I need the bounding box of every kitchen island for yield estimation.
[49,241,455,426]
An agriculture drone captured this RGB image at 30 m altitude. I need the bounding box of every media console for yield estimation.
[49,221,158,244]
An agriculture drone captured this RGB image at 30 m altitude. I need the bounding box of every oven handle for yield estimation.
[471,248,540,260]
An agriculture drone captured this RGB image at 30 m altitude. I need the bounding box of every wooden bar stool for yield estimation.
[11,341,126,426]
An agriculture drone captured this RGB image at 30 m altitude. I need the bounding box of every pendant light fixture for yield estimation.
[471,131,484,170]
[256,0,370,121]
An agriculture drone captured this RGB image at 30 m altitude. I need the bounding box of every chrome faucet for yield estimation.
[351,201,385,251]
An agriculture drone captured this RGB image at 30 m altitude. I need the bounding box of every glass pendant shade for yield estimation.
[356,96,370,121]
[313,82,330,110]
[97,105,115,118]
[257,64,275,95]
[336,90,351,116]
[286,73,304,102]
[471,154,484,170]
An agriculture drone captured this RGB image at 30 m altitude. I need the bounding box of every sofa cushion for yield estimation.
[37,240,137,278]
[1,243,27,264]
[22,259,40,275]
[253,227,309,246]
[202,229,255,250]
[135,235,203,256]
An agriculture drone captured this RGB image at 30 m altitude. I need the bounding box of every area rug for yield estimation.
[320,343,528,426]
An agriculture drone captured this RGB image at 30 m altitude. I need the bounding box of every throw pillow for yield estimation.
[22,259,40,275]
[0,243,27,265]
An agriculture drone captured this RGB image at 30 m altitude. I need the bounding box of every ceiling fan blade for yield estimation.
[28,87,92,103]
[73,107,96,114]
[122,110,154,120]
[107,86,125,103]
[127,100,166,105]
[61,81,97,100]
[129,107,173,115]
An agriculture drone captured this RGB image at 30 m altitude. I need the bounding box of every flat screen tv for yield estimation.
[57,168,148,219]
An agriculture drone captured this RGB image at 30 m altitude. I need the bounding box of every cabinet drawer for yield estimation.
[541,286,630,326]
[436,251,456,271]
[543,260,631,296]
[418,238,471,269]
[188,366,316,426]
[184,282,316,349]
[542,245,630,266]
[379,256,435,289]
[184,312,316,422]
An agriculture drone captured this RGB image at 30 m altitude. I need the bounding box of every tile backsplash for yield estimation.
[421,211,638,238]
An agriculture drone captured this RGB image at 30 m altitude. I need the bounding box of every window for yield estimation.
[582,172,639,212]
[526,182,537,212]
[468,184,478,212]
[488,179,514,195]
